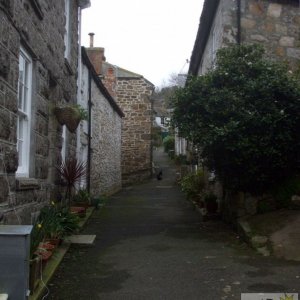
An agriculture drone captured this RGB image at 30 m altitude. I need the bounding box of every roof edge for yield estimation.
[188,0,220,76]
[81,47,125,118]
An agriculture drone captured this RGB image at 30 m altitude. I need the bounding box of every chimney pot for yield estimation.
[88,32,95,48]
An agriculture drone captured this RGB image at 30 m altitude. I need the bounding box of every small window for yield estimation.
[61,125,67,161]
[64,0,71,60]
[17,48,32,177]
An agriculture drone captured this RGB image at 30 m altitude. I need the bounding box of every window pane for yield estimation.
[17,48,32,176]
[18,82,24,109]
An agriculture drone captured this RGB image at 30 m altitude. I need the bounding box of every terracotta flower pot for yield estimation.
[70,206,86,218]
[45,238,62,247]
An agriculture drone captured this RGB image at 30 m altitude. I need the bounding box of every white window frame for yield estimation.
[17,47,32,177]
[64,0,71,60]
[61,125,67,162]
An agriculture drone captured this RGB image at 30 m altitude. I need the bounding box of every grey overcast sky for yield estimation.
[81,0,204,87]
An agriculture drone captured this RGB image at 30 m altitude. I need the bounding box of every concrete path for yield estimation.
[46,148,300,300]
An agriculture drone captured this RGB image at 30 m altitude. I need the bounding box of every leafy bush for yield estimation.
[272,176,300,208]
[172,44,300,194]
[174,154,187,165]
[73,189,90,203]
[180,170,205,199]
[163,135,175,153]
[203,192,218,204]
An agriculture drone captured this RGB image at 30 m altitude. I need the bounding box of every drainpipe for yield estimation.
[87,71,92,193]
[237,0,241,45]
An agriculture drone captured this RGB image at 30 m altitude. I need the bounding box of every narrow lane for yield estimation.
[47,148,300,299]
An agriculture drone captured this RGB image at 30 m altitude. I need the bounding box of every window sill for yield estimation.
[16,178,40,191]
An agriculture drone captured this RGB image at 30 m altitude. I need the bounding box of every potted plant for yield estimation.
[73,189,90,208]
[54,104,88,132]
[56,157,87,206]
[29,222,45,294]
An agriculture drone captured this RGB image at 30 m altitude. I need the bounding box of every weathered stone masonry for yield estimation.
[0,0,83,224]
[86,42,155,186]
[196,0,300,75]
[241,0,300,71]
[80,48,124,196]
[117,77,153,185]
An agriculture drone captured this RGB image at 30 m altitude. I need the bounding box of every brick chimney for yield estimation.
[85,33,106,75]
[102,66,117,98]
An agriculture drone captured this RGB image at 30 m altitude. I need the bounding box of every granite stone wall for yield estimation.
[80,63,122,196]
[116,78,154,185]
[0,0,80,224]
[241,0,300,69]
[199,0,300,74]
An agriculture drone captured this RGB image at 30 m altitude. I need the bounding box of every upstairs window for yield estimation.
[61,125,67,162]
[17,48,32,177]
[64,0,71,60]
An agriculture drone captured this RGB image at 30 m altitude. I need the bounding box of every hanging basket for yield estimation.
[62,107,81,133]
[53,107,65,126]
[54,106,81,133]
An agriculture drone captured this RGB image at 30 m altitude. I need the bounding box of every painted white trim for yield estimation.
[61,125,67,161]
[64,0,71,60]
[16,47,32,177]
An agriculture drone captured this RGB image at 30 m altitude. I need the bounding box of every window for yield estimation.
[61,125,67,162]
[64,0,71,59]
[17,48,32,177]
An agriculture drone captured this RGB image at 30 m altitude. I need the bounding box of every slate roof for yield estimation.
[188,0,220,76]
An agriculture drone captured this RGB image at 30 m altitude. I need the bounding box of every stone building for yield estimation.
[189,0,300,76]
[86,37,155,186]
[78,47,124,196]
[0,0,90,224]
[188,0,300,219]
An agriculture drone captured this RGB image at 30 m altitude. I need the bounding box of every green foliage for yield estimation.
[152,127,163,147]
[73,104,88,121]
[203,193,218,204]
[257,201,274,214]
[172,44,300,194]
[163,135,175,153]
[30,222,45,257]
[39,205,79,239]
[180,170,205,199]
[56,157,87,205]
[272,176,300,208]
[58,207,80,235]
[73,189,90,203]
[174,154,187,165]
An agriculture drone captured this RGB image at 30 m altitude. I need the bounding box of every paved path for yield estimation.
[47,148,300,299]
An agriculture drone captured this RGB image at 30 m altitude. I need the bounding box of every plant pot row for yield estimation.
[29,240,61,294]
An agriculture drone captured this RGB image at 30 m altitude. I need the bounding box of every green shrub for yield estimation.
[180,170,205,199]
[203,193,218,204]
[172,44,300,194]
[163,135,175,153]
[272,176,300,208]
[174,154,187,165]
[73,189,90,203]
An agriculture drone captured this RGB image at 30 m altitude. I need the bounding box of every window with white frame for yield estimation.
[64,0,71,60]
[61,125,67,162]
[17,47,32,177]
